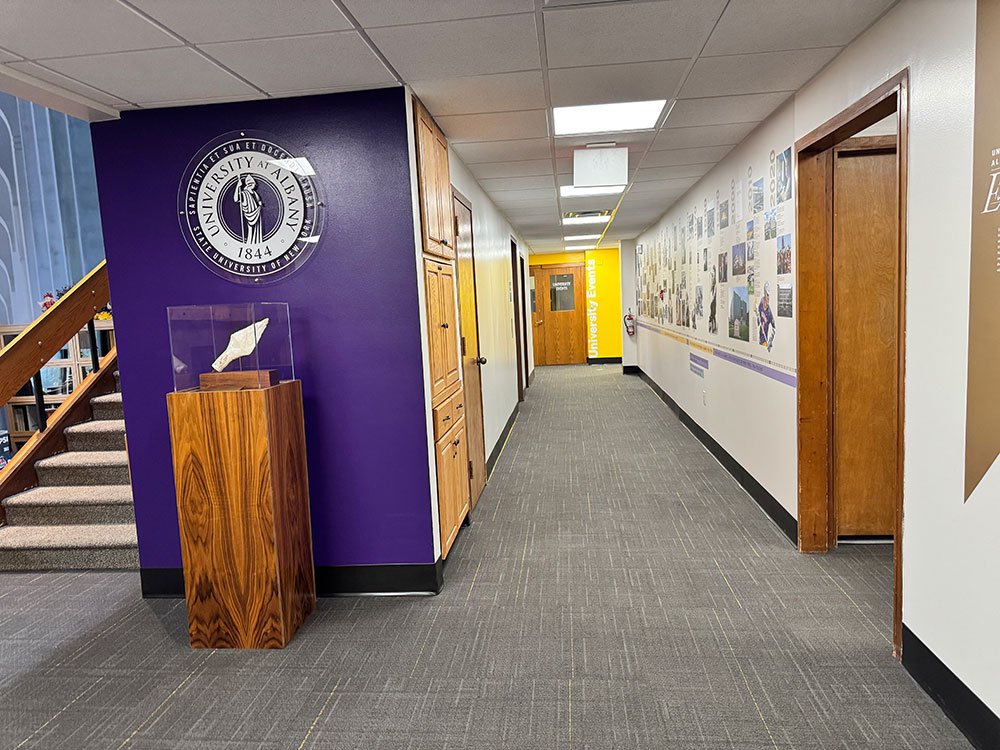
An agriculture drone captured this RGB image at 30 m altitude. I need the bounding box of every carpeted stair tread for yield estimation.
[36,450,128,469]
[0,523,137,550]
[64,419,126,435]
[3,484,133,508]
[90,392,124,420]
[90,392,123,405]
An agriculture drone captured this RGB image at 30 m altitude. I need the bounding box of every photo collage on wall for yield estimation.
[635,143,796,363]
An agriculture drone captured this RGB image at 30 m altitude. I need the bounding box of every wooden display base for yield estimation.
[166,380,316,648]
[199,369,279,390]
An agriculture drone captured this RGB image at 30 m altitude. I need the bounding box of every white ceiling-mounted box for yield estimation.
[573,147,628,188]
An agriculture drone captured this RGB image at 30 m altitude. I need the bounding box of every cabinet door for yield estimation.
[453,421,470,525]
[424,260,447,399]
[416,114,443,250]
[438,263,461,391]
[436,431,455,559]
[434,130,455,258]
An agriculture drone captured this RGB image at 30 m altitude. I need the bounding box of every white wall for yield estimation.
[633,0,999,716]
[619,239,638,367]
[449,150,529,455]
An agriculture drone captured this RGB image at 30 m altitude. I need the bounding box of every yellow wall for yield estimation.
[528,248,622,360]
[584,247,622,359]
[528,252,585,266]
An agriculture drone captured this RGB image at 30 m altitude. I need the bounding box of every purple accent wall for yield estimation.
[91,88,435,569]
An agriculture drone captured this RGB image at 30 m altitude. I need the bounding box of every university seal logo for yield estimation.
[178,131,325,284]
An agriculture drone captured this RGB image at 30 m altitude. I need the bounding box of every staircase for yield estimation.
[0,378,138,570]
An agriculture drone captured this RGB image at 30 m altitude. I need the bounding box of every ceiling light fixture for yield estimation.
[564,233,601,241]
[562,215,611,226]
[565,244,596,251]
[553,100,667,137]
[560,184,626,198]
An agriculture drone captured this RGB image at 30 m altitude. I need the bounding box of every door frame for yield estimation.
[511,238,525,402]
[795,68,909,657]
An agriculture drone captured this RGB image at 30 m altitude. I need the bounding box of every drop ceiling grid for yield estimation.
[0,0,902,250]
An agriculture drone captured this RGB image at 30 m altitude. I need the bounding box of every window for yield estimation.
[550,273,575,311]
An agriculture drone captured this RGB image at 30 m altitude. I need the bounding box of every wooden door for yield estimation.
[436,430,456,558]
[416,115,442,251]
[832,142,898,537]
[530,268,546,366]
[454,195,487,507]
[531,265,586,366]
[453,421,470,527]
[439,263,460,391]
[424,260,446,399]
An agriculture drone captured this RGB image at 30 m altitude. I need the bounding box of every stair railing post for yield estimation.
[31,371,47,432]
[86,319,100,374]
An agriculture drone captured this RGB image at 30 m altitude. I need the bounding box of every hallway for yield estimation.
[0,367,968,749]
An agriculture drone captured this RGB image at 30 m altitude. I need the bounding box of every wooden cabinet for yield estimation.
[415,103,454,260]
[424,259,460,403]
[436,414,469,559]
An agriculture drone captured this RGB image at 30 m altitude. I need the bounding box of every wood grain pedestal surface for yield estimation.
[166,380,316,649]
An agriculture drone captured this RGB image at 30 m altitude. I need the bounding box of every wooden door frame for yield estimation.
[511,238,525,402]
[519,256,529,388]
[795,68,909,657]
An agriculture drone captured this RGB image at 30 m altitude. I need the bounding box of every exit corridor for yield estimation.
[0,366,969,749]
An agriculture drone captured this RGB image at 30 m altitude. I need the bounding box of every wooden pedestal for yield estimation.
[166,380,316,648]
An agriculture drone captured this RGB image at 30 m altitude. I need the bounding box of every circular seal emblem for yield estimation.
[178,130,325,284]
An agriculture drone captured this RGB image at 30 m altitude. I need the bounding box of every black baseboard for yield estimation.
[140,567,185,598]
[638,369,797,546]
[588,356,622,365]
[903,625,1000,749]
[487,402,519,476]
[140,561,444,598]
[622,364,640,375]
[315,561,443,595]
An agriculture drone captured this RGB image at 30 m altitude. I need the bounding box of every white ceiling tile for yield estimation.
[437,109,548,142]
[630,177,699,193]
[651,122,756,150]
[343,0,535,28]
[479,175,556,191]
[543,0,727,68]
[5,61,129,106]
[681,48,841,98]
[558,195,620,213]
[490,187,558,202]
[634,164,712,182]
[42,47,257,104]
[704,0,897,55]
[469,159,555,179]
[137,93,268,109]
[368,15,540,79]
[642,145,735,167]
[548,59,688,107]
[129,0,352,43]
[665,91,791,128]
[452,138,551,164]
[1,0,180,59]
[201,31,394,93]
[411,71,545,116]
[0,48,22,63]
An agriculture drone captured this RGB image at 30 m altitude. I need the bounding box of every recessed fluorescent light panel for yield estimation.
[562,215,611,226]
[560,184,626,198]
[553,100,666,137]
[565,244,596,251]
[564,234,601,241]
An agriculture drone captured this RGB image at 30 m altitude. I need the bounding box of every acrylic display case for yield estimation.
[166,302,293,391]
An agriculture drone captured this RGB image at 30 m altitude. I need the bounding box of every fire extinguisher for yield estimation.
[623,308,636,337]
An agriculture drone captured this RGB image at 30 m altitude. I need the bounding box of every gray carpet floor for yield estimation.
[0,366,970,749]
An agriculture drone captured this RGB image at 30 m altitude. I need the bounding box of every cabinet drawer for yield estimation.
[433,399,455,439]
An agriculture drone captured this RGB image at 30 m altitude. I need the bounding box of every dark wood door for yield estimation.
[531,264,586,366]
[832,142,899,537]
[453,196,487,507]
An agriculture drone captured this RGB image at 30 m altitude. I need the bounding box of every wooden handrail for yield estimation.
[0,260,109,407]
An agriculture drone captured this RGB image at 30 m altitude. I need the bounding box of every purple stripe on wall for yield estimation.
[91,88,436,569]
[689,353,710,369]
[712,348,797,387]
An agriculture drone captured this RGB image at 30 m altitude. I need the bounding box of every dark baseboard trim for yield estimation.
[588,356,623,365]
[638,368,798,546]
[903,625,1000,749]
[487,402,519,476]
[140,561,444,598]
[140,567,185,598]
[315,561,443,595]
[622,364,640,375]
